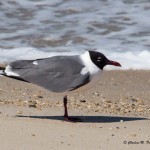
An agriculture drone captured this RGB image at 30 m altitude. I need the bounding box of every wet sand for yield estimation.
[0,70,150,150]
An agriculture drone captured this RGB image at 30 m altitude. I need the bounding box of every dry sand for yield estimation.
[0,70,150,150]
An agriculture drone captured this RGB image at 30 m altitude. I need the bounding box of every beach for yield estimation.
[0,0,150,149]
[0,70,150,150]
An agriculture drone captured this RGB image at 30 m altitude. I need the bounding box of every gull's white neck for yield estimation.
[80,51,101,75]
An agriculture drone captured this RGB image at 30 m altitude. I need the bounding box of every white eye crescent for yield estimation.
[97,57,102,62]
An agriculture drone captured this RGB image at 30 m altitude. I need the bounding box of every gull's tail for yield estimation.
[0,66,28,82]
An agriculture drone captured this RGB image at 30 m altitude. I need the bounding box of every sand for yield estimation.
[0,70,150,150]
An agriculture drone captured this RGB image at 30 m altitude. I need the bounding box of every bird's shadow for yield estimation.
[16,115,149,123]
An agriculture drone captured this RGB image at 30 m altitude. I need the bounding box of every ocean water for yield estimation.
[0,0,150,69]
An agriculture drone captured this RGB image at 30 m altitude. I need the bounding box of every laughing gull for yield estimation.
[0,51,121,122]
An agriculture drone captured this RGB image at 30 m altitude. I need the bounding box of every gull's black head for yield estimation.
[89,51,121,70]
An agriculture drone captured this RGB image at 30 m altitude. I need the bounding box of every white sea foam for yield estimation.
[103,50,150,70]
[0,47,74,63]
[0,47,149,70]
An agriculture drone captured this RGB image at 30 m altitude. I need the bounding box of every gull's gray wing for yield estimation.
[8,55,90,93]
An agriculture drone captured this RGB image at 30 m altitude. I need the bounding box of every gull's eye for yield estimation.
[97,57,102,62]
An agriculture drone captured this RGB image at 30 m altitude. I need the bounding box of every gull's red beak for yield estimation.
[107,60,121,67]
